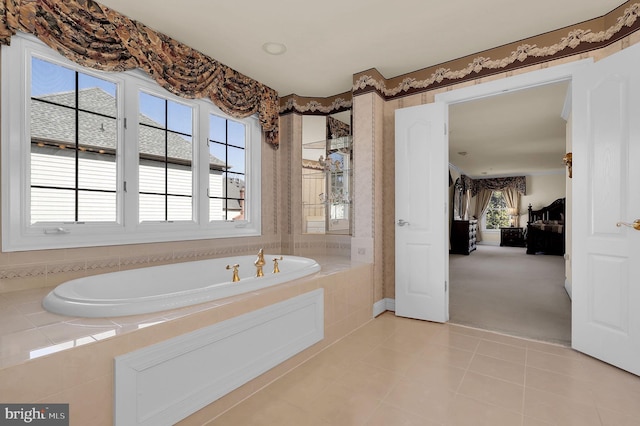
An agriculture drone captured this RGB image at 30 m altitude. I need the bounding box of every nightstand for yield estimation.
[500,227,525,247]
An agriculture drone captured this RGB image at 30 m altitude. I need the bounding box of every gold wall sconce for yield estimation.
[563,152,572,178]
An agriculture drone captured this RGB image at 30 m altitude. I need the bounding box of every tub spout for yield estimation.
[272,256,283,273]
[226,264,240,282]
[254,249,266,277]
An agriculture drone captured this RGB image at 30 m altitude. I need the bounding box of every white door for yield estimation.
[572,42,640,375]
[395,103,448,322]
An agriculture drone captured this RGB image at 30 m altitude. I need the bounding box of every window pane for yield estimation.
[209,141,226,167]
[78,150,116,191]
[31,149,76,189]
[138,93,193,223]
[139,161,166,194]
[139,194,165,222]
[227,145,245,174]
[78,74,117,116]
[139,92,166,127]
[485,191,510,230]
[78,191,116,222]
[30,188,75,224]
[167,101,192,135]
[167,164,192,196]
[29,57,118,224]
[31,57,75,107]
[227,120,245,148]
[167,196,192,221]
[209,171,223,198]
[209,197,224,221]
[209,114,226,142]
[167,133,193,167]
[78,112,117,155]
[30,100,75,148]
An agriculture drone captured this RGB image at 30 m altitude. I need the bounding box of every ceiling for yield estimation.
[449,80,570,178]
[96,0,624,177]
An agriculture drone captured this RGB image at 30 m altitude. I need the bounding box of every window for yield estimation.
[1,33,261,251]
[483,190,511,230]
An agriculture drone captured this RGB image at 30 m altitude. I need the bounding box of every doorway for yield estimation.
[446,82,571,345]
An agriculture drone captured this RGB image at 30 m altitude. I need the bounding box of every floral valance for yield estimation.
[465,175,527,197]
[0,0,280,147]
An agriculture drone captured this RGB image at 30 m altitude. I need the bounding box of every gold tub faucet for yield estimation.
[272,256,283,273]
[254,249,266,277]
[226,264,240,282]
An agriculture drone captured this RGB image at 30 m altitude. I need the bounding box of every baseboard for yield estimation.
[373,298,395,317]
[565,279,572,299]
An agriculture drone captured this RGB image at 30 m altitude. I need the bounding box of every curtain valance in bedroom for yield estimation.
[0,0,280,147]
[467,175,526,197]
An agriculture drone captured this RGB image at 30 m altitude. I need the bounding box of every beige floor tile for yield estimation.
[468,353,526,385]
[447,394,523,426]
[417,344,475,370]
[523,415,555,425]
[457,371,524,413]
[303,382,381,425]
[598,406,640,426]
[383,378,457,423]
[476,339,527,364]
[361,346,418,374]
[525,366,595,405]
[526,348,586,378]
[403,358,467,392]
[526,340,579,358]
[430,328,481,352]
[334,361,404,399]
[589,381,640,419]
[524,387,602,426]
[364,402,441,426]
[379,330,431,354]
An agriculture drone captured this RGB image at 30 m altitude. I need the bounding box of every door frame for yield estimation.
[434,59,592,320]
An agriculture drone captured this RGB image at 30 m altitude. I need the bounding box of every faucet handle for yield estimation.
[272,256,283,273]
[226,264,240,282]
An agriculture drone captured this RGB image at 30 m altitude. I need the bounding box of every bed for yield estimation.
[526,198,565,255]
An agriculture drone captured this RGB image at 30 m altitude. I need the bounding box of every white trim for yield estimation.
[565,278,572,299]
[434,59,591,327]
[373,298,395,316]
[435,60,593,105]
[115,289,324,426]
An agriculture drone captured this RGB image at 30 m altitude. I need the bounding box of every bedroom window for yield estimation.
[1,33,261,251]
[483,190,511,230]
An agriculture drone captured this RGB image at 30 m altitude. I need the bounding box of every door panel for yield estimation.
[573,42,640,375]
[395,103,448,322]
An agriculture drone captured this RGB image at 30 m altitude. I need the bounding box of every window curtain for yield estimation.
[0,0,280,147]
[502,187,521,227]
[473,188,493,242]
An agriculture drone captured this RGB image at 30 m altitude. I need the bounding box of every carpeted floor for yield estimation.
[449,244,571,346]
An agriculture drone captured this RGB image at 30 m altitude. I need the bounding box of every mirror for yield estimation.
[301,111,352,234]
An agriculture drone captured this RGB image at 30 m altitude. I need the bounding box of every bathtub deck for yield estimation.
[0,255,357,370]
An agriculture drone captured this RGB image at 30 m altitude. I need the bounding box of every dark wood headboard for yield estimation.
[527,198,565,223]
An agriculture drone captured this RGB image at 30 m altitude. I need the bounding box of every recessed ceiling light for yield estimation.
[262,42,287,55]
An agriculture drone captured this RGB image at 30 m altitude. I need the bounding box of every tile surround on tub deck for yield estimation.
[0,255,361,370]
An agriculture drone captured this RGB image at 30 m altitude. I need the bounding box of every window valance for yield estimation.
[0,0,280,147]
[465,175,527,197]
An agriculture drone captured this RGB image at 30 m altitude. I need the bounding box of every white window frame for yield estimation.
[1,33,261,251]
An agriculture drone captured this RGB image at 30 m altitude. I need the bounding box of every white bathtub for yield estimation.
[42,254,320,318]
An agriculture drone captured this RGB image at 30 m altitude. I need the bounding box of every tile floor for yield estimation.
[208,312,640,426]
